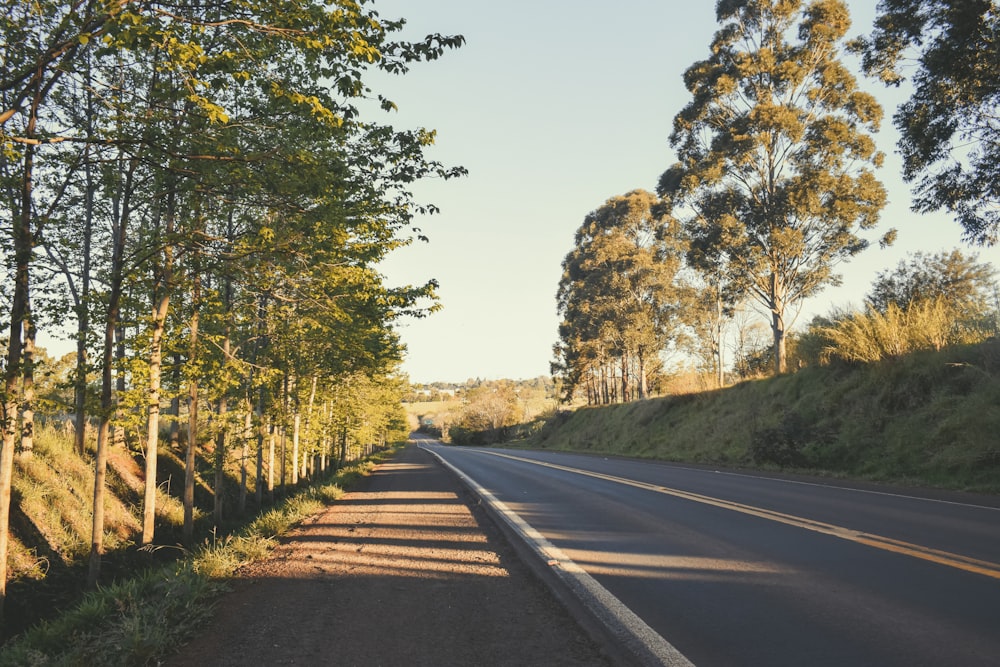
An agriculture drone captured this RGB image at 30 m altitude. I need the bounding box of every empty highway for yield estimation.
[420,440,1000,666]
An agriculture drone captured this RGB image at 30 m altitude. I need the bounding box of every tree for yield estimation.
[1,0,464,606]
[449,381,523,444]
[663,0,889,374]
[554,190,685,404]
[857,0,1000,245]
[865,248,997,320]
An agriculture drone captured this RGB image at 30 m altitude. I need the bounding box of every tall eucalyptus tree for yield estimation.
[663,0,890,374]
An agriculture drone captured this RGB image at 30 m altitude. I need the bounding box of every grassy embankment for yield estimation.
[1,428,395,664]
[526,339,1000,494]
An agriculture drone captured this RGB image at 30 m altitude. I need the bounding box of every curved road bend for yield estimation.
[417,439,1000,667]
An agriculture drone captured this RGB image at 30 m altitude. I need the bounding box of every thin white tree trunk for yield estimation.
[239,406,250,513]
[142,292,169,545]
[268,422,275,500]
[183,274,200,545]
[292,412,300,485]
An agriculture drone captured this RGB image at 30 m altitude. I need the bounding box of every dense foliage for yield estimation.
[553,190,686,404]
[0,0,462,615]
[661,0,889,374]
[857,0,1000,245]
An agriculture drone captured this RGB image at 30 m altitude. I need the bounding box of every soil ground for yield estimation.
[166,444,613,666]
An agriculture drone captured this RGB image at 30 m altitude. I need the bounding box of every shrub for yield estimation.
[749,412,811,467]
[813,298,993,365]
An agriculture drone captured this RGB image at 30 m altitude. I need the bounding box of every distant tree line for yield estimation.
[554,0,1000,405]
[413,377,559,445]
[0,0,463,614]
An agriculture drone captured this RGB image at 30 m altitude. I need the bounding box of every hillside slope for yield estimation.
[529,340,1000,493]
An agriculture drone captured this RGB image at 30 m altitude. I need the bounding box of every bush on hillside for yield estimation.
[801,297,995,366]
[749,411,812,467]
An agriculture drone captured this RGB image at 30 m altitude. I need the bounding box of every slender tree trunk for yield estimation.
[0,131,34,621]
[88,151,134,588]
[638,349,648,399]
[769,275,787,374]
[169,353,181,450]
[74,83,96,457]
[73,308,90,457]
[772,313,786,374]
[321,400,331,473]
[715,288,725,389]
[142,217,172,545]
[280,372,288,494]
[184,271,201,545]
[255,389,265,507]
[20,298,36,458]
[279,424,286,497]
[253,296,268,505]
[239,405,250,513]
[620,352,628,404]
[267,422,275,502]
[215,225,235,523]
[213,313,232,528]
[141,291,169,545]
[213,395,227,530]
[292,412,300,485]
[87,384,113,589]
[303,375,316,481]
[112,324,127,449]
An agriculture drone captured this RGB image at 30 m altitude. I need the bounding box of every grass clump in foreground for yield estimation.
[0,457,383,667]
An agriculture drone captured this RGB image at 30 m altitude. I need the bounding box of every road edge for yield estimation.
[420,443,695,667]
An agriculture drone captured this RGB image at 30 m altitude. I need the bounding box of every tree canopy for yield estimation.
[856,0,1000,245]
[0,0,463,610]
[662,0,889,374]
[554,190,686,404]
[865,248,998,319]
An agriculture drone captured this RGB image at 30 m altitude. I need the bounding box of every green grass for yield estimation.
[527,340,1000,493]
[0,453,390,666]
[0,564,221,667]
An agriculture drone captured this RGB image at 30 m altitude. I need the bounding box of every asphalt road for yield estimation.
[419,439,1000,667]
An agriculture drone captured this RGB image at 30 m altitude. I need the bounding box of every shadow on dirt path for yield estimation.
[167,444,612,666]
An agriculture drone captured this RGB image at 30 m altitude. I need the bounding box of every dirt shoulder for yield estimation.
[167,444,613,666]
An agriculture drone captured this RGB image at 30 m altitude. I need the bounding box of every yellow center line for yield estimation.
[482,450,1000,581]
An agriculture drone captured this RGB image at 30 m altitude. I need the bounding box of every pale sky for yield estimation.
[372,1,1000,384]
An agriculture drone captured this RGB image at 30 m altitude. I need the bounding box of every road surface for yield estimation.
[419,438,1000,666]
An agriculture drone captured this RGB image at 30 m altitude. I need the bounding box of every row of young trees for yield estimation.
[0,0,463,616]
[554,0,1000,403]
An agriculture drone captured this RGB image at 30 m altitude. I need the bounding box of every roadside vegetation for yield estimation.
[0,368,408,643]
[0,447,387,666]
[553,0,1000,405]
[530,337,1000,493]
[405,377,559,445]
[538,247,1000,492]
[1,0,461,641]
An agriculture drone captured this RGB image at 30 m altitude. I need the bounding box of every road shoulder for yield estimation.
[167,444,612,666]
